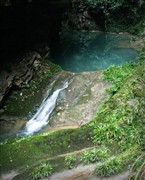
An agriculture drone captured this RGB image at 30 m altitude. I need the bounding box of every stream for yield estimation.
[0,31,138,140]
[20,81,69,135]
[0,31,141,180]
[24,31,137,135]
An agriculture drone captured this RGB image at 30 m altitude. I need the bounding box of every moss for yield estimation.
[11,144,141,179]
[0,125,93,173]
[81,146,110,164]
[1,49,145,179]
[103,61,138,95]
[92,56,145,148]
[12,146,96,180]
[95,145,141,177]
[0,59,61,117]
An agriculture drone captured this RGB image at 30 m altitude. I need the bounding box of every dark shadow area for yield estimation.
[0,0,70,71]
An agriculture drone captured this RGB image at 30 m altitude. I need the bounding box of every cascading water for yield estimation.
[23,81,69,135]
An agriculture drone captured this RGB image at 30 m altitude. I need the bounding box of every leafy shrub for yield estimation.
[81,146,110,164]
[93,60,145,149]
[65,154,76,169]
[82,0,145,33]
[103,62,136,94]
[29,162,53,180]
[95,146,139,177]
[96,156,122,177]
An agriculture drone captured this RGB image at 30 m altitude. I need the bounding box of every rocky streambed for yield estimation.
[43,70,110,131]
[0,68,110,141]
[0,58,145,180]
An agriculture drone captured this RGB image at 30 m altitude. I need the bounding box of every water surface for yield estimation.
[52,31,137,72]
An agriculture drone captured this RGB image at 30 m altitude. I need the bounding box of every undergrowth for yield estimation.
[128,153,145,180]
[0,48,145,179]
[91,47,145,176]
[1,58,61,117]
[103,62,136,94]
[65,154,76,169]
[81,146,110,164]
[28,162,53,180]
[95,145,140,177]
[92,57,145,149]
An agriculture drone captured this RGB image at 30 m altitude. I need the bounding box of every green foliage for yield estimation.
[84,0,123,9]
[82,0,145,34]
[92,60,145,149]
[65,154,76,169]
[1,59,61,117]
[81,146,110,164]
[129,19,145,35]
[96,158,122,177]
[28,163,53,180]
[95,146,140,177]
[1,49,145,179]
[103,62,136,94]
[128,153,145,180]
[138,46,145,61]
[46,60,61,74]
[91,48,145,154]
[0,126,93,173]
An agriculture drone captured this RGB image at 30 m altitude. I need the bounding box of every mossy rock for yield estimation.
[0,125,94,173]
[0,59,61,117]
[1,50,145,179]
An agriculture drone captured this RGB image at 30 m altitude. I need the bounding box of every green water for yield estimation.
[52,31,137,72]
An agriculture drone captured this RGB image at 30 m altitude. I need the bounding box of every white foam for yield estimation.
[24,82,68,135]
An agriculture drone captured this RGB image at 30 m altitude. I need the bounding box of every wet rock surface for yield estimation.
[0,118,26,141]
[43,70,110,131]
[0,70,109,140]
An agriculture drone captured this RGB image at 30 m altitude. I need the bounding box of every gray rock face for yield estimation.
[43,70,110,131]
[0,51,41,106]
[0,70,109,140]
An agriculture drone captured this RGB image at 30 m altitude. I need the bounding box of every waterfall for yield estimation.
[23,82,68,135]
